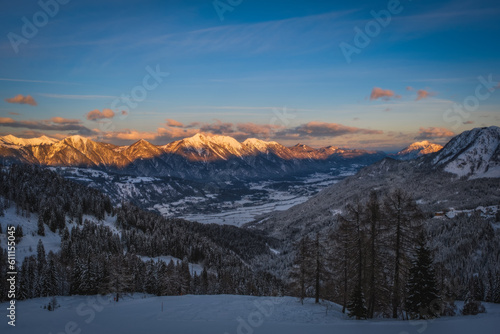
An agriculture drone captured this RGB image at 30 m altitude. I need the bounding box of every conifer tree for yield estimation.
[290,236,313,304]
[347,284,367,319]
[384,189,423,318]
[406,232,440,319]
[37,214,45,236]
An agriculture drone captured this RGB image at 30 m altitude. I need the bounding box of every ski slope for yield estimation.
[1,294,499,334]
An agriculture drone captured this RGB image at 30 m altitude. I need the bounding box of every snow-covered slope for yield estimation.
[432,126,500,178]
[2,294,499,334]
[396,140,443,160]
[0,134,57,147]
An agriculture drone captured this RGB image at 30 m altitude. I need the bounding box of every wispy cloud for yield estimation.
[415,89,436,101]
[5,94,37,106]
[415,127,454,140]
[0,78,79,85]
[39,93,116,100]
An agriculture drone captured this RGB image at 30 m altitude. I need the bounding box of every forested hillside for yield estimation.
[0,164,284,302]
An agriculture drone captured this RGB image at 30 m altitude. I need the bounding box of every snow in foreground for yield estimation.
[1,295,499,334]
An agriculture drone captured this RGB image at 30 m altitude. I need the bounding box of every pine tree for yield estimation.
[384,189,423,318]
[364,191,384,318]
[340,199,367,319]
[290,236,313,304]
[406,232,441,319]
[312,233,326,304]
[37,214,45,236]
[347,284,367,319]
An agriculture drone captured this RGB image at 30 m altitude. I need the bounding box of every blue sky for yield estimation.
[0,0,499,150]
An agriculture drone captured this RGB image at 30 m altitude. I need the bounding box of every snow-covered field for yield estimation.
[1,294,499,334]
[179,172,346,226]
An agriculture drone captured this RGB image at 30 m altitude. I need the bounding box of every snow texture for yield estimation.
[1,295,499,334]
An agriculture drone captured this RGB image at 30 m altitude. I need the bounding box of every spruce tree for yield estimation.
[37,215,45,236]
[406,232,440,319]
[384,189,423,318]
[290,236,313,304]
[347,284,367,319]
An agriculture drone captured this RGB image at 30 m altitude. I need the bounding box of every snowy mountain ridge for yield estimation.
[0,134,57,147]
[0,133,385,180]
[432,126,500,178]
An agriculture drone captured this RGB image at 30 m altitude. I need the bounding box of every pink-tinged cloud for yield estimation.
[50,117,81,124]
[86,108,115,121]
[5,94,37,106]
[102,129,158,141]
[282,121,383,138]
[406,86,413,91]
[166,119,184,127]
[370,87,397,101]
[0,117,15,123]
[199,120,234,134]
[416,127,454,140]
[0,116,93,135]
[8,112,20,115]
[416,89,435,101]
[236,122,283,136]
[157,127,199,139]
[463,120,474,125]
[121,110,128,116]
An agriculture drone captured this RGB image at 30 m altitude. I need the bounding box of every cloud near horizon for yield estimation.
[99,119,384,145]
[0,116,93,135]
[166,119,184,127]
[416,89,435,101]
[280,121,383,138]
[415,127,454,140]
[51,117,82,125]
[86,108,115,121]
[5,94,37,106]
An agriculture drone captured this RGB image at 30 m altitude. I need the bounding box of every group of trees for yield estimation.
[1,163,498,321]
[289,189,470,319]
[0,164,285,303]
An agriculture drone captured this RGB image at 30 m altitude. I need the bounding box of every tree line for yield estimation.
[289,189,497,319]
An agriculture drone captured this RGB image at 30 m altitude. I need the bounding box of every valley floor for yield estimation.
[1,294,499,334]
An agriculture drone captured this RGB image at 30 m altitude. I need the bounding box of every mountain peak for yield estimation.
[64,134,88,142]
[432,126,500,178]
[133,138,152,146]
[396,140,442,160]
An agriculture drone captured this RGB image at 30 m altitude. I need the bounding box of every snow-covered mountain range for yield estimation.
[2,127,496,180]
[0,133,386,180]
